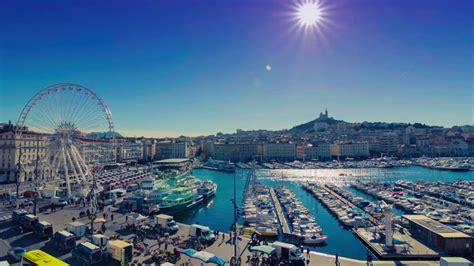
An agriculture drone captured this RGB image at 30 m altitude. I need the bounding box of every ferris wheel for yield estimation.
[16,83,114,194]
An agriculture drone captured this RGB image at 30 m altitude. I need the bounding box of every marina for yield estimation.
[274,186,328,245]
[351,180,474,236]
[303,183,377,228]
[1,166,473,264]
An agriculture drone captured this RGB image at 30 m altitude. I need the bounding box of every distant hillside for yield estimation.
[291,117,432,133]
[86,131,123,139]
[291,117,341,132]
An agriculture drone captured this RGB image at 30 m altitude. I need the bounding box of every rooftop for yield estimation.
[403,215,471,239]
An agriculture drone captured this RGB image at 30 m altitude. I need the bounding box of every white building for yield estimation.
[380,132,399,154]
[117,140,143,162]
[263,143,296,162]
[450,139,468,156]
[332,141,370,159]
[155,141,190,159]
[142,139,156,162]
[315,143,332,160]
[212,143,260,162]
[0,123,48,183]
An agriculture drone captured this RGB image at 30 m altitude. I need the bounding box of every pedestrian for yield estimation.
[111,213,114,221]
[165,242,168,251]
[335,253,340,266]
[125,215,128,223]
[366,252,373,266]
[72,216,76,222]
[306,248,310,258]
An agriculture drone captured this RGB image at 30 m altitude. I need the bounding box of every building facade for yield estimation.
[332,141,370,159]
[263,143,296,162]
[213,143,260,162]
[380,132,399,154]
[315,142,332,160]
[0,123,48,183]
[155,141,190,160]
[142,139,156,162]
[116,140,143,162]
[77,138,116,166]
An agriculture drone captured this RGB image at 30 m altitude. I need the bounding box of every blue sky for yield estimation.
[0,0,472,137]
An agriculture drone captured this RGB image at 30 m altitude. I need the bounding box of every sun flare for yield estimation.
[297,1,323,27]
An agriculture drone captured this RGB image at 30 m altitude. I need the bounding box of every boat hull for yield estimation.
[159,195,205,214]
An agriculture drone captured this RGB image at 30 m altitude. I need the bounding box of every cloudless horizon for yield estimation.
[1,0,472,137]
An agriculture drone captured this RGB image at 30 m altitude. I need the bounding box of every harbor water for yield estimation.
[174,166,473,260]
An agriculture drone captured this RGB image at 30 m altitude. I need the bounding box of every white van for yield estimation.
[188,224,216,243]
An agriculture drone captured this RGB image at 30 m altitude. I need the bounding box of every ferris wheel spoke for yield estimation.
[39,95,62,127]
[27,103,56,129]
[63,88,78,124]
[72,100,103,130]
[26,118,55,135]
[70,103,97,130]
[71,144,90,176]
[58,147,69,193]
[39,94,61,129]
[80,119,107,132]
[72,146,88,180]
[68,92,88,128]
[30,102,59,130]
[70,144,87,182]
[73,109,101,131]
[65,147,81,189]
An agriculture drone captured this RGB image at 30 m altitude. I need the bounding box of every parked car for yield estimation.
[18,198,33,208]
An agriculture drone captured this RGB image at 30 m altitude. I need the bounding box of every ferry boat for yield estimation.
[159,186,203,214]
[133,176,217,214]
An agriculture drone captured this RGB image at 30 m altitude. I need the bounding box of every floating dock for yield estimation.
[322,185,380,226]
[269,188,303,243]
[269,188,291,235]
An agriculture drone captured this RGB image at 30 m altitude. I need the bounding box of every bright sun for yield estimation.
[296,1,323,28]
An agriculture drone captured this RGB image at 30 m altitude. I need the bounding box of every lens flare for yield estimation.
[297,1,323,27]
[287,0,332,42]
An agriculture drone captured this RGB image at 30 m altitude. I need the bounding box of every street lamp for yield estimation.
[230,169,240,265]
[15,143,23,209]
[33,136,40,215]
[88,163,101,239]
